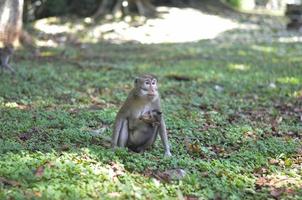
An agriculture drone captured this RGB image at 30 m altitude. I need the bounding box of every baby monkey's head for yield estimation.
[139,109,162,126]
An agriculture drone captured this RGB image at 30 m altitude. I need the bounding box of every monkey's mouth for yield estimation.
[147,93,155,97]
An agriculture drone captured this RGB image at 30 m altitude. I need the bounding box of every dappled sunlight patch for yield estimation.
[0,151,124,198]
[228,64,250,71]
[1,101,30,110]
[0,149,177,199]
[278,35,302,43]
[288,56,302,62]
[251,45,275,53]
[293,89,302,98]
[86,7,243,44]
[3,101,18,108]
[34,17,85,47]
[40,51,57,57]
[255,154,302,198]
[36,40,59,48]
[31,6,267,44]
[277,77,300,85]
[34,17,84,35]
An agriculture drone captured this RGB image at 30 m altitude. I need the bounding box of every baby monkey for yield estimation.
[112,74,171,156]
[139,109,162,127]
[136,109,162,150]
[0,45,15,74]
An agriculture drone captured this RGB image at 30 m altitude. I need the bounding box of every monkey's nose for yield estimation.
[148,88,155,95]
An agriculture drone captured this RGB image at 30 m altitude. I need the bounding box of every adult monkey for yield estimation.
[112,74,172,156]
[0,45,15,74]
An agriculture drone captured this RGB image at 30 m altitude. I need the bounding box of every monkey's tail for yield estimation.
[89,128,112,148]
[90,128,106,136]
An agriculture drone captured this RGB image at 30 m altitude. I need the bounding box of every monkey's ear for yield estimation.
[134,77,140,85]
[153,75,158,81]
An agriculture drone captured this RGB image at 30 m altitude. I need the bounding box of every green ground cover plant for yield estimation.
[0,9,301,200]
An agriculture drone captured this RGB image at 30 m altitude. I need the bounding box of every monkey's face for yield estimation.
[135,76,159,101]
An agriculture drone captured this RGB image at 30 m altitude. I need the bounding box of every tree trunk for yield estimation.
[135,0,156,17]
[92,0,156,19]
[0,0,24,47]
[92,0,112,18]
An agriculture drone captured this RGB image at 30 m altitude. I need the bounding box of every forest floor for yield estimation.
[1,2,302,199]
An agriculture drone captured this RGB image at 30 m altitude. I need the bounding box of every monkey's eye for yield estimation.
[151,80,156,85]
[145,81,150,85]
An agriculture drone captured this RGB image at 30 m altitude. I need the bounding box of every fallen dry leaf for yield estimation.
[35,165,45,177]
[0,177,21,187]
[270,188,284,199]
[184,137,202,155]
[244,131,258,140]
[108,162,125,181]
[34,161,54,178]
[153,169,186,183]
[108,192,120,198]
[153,171,171,182]
[34,191,42,197]
[253,167,268,176]
[256,177,268,187]
[184,195,199,200]
[269,158,279,165]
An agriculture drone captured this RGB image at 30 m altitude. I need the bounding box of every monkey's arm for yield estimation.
[3,63,16,74]
[151,99,171,156]
[158,115,172,156]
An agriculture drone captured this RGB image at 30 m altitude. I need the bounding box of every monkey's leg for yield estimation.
[3,64,16,75]
[146,125,159,148]
[112,118,126,148]
[135,125,159,153]
[117,120,129,147]
[158,118,172,156]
